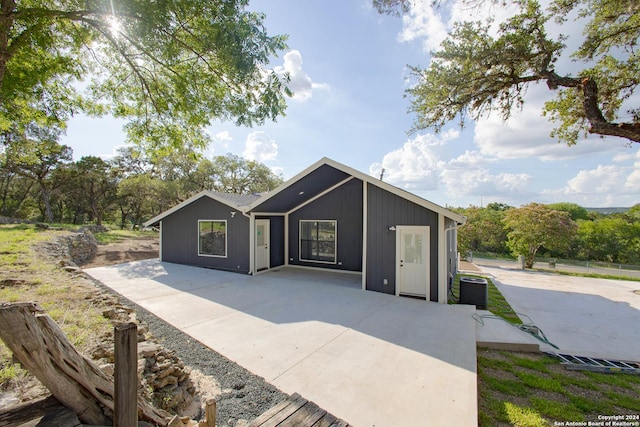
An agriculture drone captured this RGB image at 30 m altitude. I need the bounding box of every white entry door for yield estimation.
[255,219,270,271]
[396,226,430,297]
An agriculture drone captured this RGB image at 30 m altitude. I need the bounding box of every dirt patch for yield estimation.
[460,260,482,272]
[80,236,159,268]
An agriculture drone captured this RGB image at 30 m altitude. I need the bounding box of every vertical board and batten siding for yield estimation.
[288,179,363,271]
[366,185,439,300]
[160,196,251,273]
[257,215,285,268]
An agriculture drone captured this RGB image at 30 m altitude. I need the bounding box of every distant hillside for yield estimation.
[585,207,630,214]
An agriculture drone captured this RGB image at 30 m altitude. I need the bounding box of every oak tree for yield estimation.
[376,0,640,145]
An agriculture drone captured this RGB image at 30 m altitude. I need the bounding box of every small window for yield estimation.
[300,220,336,263]
[198,220,227,257]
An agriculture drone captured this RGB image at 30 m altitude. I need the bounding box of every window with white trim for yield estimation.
[198,220,227,257]
[299,220,336,263]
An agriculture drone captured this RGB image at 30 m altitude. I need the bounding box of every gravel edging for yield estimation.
[86,275,288,426]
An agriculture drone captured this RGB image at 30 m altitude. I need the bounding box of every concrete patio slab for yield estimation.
[474,310,541,352]
[477,265,640,361]
[86,260,478,427]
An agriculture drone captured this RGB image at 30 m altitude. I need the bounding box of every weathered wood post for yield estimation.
[115,322,138,427]
[205,398,217,427]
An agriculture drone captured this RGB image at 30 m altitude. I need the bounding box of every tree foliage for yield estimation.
[0,0,290,153]
[576,217,640,264]
[547,202,589,221]
[457,206,509,255]
[503,203,577,267]
[377,0,640,145]
[455,202,639,265]
[0,148,283,227]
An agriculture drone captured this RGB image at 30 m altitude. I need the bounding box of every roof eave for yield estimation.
[143,190,252,227]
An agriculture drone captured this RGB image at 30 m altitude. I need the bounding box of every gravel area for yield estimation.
[87,276,288,426]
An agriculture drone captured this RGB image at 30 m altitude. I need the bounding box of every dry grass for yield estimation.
[0,224,112,398]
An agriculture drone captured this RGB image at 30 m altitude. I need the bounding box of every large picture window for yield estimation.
[198,220,227,257]
[300,220,336,263]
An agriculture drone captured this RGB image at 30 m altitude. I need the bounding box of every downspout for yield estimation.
[361,181,367,291]
[284,212,289,267]
[158,221,163,262]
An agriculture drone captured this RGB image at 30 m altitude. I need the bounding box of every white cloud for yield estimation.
[473,85,624,161]
[372,134,538,206]
[398,2,449,52]
[440,150,533,201]
[546,163,640,207]
[447,150,497,168]
[369,130,457,190]
[205,130,233,156]
[398,0,521,52]
[274,50,328,101]
[440,167,532,199]
[566,165,626,194]
[243,131,278,163]
[213,131,232,142]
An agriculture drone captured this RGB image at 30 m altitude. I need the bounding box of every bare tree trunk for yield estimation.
[39,182,54,223]
[0,302,170,426]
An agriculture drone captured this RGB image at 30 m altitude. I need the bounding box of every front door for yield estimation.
[255,219,270,272]
[396,226,430,297]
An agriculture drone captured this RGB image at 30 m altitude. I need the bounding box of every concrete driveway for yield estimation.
[86,260,477,427]
[477,264,640,362]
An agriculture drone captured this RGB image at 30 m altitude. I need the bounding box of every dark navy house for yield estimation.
[144,158,466,303]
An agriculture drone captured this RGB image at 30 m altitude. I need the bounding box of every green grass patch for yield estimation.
[509,355,552,373]
[568,395,613,414]
[93,228,156,244]
[450,273,522,324]
[557,374,601,391]
[584,371,637,389]
[603,391,640,411]
[0,288,23,302]
[482,375,530,396]
[514,371,564,393]
[478,349,640,426]
[35,282,63,296]
[478,355,515,371]
[530,397,584,422]
[0,362,27,384]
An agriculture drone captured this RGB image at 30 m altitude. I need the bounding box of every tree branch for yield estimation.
[545,71,640,143]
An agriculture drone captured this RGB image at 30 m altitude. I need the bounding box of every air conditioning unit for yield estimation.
[459,276,488,309]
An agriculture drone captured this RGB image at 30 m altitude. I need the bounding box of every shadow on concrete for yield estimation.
[88,259,477,373]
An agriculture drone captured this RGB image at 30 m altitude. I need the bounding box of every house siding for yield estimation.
[256,215,285,268]
[366,185,439,300]
[161,197,250,273]
[287,179,363,271]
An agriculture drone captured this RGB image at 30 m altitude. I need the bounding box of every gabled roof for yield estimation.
[143,190,260,227]
[248,157,466,224]
[144,157,466,227]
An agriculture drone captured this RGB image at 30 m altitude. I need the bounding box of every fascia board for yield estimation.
[143,190,250,227]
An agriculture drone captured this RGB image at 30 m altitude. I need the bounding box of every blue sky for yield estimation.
[61,0,639,208]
